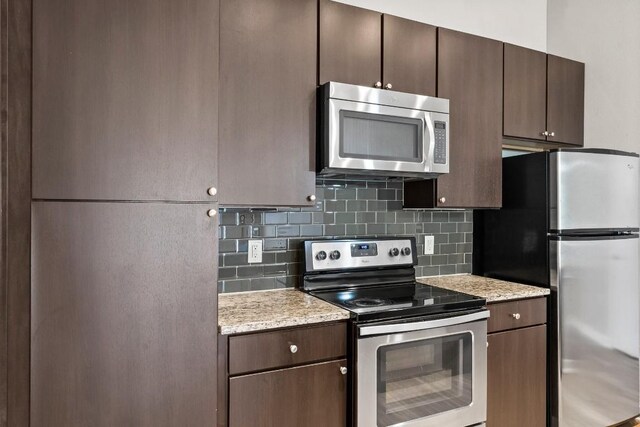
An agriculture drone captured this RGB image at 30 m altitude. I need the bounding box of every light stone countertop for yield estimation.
[418,274,550,303]
[218,288,350,335]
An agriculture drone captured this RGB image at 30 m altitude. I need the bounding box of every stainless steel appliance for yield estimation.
[318,82,450,178]
[475,148,640,426]
[302,237,488,427]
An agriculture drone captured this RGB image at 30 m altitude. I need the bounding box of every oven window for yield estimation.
[376,332,473,426]
[340,110,423,163]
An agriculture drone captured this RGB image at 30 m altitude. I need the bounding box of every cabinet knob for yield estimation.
[384,83,393,90]
[541,131,549,137]
[290,344,298,354]
[339,366,347,375]
[439,197,446,204]
[374,81,382,88]
[207,209,217,218]
[511,313,521,320]
[207,187,217,196]
[549,131,555,137]
[307,194,316,202]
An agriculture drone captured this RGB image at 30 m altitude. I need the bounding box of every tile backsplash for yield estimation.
[218,178,472,293]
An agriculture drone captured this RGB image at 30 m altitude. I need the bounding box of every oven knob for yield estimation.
[329,250,341,260]
[401,247,412,256]
[316,251,327,261]
[389,248,399,257]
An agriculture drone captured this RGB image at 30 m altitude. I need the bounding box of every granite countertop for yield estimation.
[218,288,350,335]
[418,274,550,302]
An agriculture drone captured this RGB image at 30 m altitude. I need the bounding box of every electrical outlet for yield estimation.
[424,236,435,255]
[248,239,263,263]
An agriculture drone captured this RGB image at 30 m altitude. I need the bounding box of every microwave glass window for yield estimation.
[340,111,423,163]
[376,332,473,426]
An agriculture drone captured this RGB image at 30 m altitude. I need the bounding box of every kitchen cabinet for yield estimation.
[319,0,436,96]
[487,298,547,427]
[32,0,219,202]
[31,202,218,426]
[404,29,503,209]
[547,55,585,146]
[218,322,348,426]
[503,44,584,146]
[219,0,317,206]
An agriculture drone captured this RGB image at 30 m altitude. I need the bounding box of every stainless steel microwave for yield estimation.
[318,82,450,179]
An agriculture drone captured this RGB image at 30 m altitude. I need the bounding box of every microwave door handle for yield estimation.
[358,310,489,337]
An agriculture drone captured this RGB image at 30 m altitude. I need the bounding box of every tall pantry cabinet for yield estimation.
[31,1,219,425]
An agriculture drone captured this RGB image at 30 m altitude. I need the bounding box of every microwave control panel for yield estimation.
[434,121,447,164]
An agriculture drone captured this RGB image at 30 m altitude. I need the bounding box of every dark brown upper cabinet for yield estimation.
[31,201,218,426]
[503,44,548,141]
[32,0,219,202]
[382,15,437,96]
[404,29,503,209]
[319,0,382,89]
[503,45,584,146]
[218,0,317,207]
[319,0,436,96]
[547,55,585,146]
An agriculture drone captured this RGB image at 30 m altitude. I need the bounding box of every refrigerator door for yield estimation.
[550,149,639,232]
[550,234,639,427]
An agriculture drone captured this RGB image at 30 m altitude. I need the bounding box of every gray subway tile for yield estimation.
[422,223,441,233]
[356,212,376,223]
[346,224,366,235]
[220,212,238,226]
[457,264,472,274]
[263,264,288,276]
[218,240,237,253]
[448,254,465,264]
[367,181,387,188]
[440,265,457,275]
[457,242,473,253]
[313,212,334,224]
[325,224,346,236]
[288,212,312,224]
[336,188,357,200]
[325,200,346,212]
[433,212,449,222]
[421,266,440,277]
[441,222,457,233]
[431,255,448,265]
[387,201,403,211]
[377,189,396,200]
[300,225,323,236]
[264,238,287,251]
[449,212,465,222]
[264,212,288,225]
[387,224,405,234]
[347,200,367,212]
[440,243,457,254]
[277,225,300,237]
[223,253,248,266]
[396,211,415,223]
[376,212,395,223]
[251,225,277,238]
[367,200,386,211]
[367,223,386,235]
[356,188,377,199]
[449,233,464,243]
[249,277,278,290]
[222,279,251,293]
[335,212,356,224]
[218,267,237,280]
[458,222,473,232]
[237,265,264,278]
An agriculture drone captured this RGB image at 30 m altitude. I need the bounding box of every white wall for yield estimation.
[547,0,640,154]
[334,0,548,51]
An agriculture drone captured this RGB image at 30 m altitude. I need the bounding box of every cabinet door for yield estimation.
[319,0,381,87]
[382,15,436,96]
[503,44,547,141]
[219,0,316,206]
[547,55,585,146]
[408,29,502,209]
[229,359,347,427]
[487,325,546,427]
[31,202,218,426]
[32,0,219,202]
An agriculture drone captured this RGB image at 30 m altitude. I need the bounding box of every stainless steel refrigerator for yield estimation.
[474,148,639,426]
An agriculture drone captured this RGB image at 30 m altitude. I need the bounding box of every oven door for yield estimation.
[325,98,449,177]
[356,311,488,427]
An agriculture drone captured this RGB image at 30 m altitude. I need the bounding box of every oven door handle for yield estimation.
[358,310,490,337]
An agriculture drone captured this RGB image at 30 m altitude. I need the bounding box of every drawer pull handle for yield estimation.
[289,344,298,354]
[511,313,521,320]
[340,366,347,375]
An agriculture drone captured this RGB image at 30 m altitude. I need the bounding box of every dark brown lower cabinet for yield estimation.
[219,322,348,427]
[487,299,547,427]
[229,359,347,427]
[31,202,218,426]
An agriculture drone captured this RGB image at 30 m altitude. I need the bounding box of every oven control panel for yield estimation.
[304,238,416,272]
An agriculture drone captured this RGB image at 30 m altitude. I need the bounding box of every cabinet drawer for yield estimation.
[229,359,347,427]
[228,322,347,375]
[488,298,546,333]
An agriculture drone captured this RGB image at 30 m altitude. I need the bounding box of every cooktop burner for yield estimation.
[310,281,485,321]
[349,297,392,308]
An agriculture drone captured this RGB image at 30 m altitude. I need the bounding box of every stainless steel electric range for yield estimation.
[302,237,488,427]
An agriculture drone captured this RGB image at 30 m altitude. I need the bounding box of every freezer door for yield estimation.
[550,150,639,232]
[550,235,639,427]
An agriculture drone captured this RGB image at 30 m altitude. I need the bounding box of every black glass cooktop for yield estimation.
[310,282,486,322]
